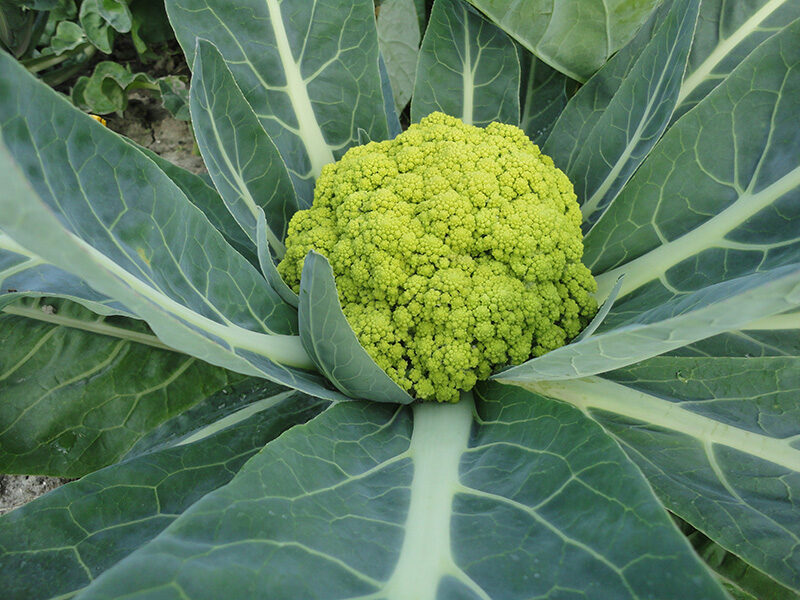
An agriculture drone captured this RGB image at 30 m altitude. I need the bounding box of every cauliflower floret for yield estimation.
[278,112,597,402]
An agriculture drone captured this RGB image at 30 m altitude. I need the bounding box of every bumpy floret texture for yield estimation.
[278,112,597,402]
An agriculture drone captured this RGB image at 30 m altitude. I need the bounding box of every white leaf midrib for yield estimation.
[380,396,475,600]
[526,377,800,472]
[264,0,334,179]
[595,163,800,301]
[677,0,786,106]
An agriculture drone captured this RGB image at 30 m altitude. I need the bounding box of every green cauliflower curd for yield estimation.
[278,112,597,402]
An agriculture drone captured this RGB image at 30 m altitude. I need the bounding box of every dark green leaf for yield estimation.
[256,209,298,308]
[0,3,36,57]
[49,20,84,55]
[71,384,727,599]
[165,0,389,205]
[379,53,402,139]
[123,140,257,266]
[155,76,189,121]
[674,0,800,122]
[377,0,420,113]
[124,378,323,458]
[0,54,346,400]
[0,298,243,477]
[527,353,800,592]
[190,39,298,255]
[0,390,326,600]
[464,0,662,82]
[8,0,59,8]
[518,49,576,145]
[543,3,669,176]
[96,0,131,33]
[79,0,114,53]
[585,18,800,306]
[71,61,153,115]
[687,528,799,600]
[129,0,173,51]
[412,0,520,126]
[567,0,701,228]
[0,231,131,316]
[495,265,800,382]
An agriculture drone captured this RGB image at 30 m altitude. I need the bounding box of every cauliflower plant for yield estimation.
[278,112,597,402]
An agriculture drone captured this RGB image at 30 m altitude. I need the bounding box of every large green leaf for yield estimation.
[298,251,413,404]
[0,298,245,477]
[256,209,299,308]
[675,310,800,359]
[523,354,800,591]
[567,0,700,227]
[190,39,298,255]
[674,0,800,122]
[72,384,726,599]
[687,527,799,600]
[464,0,662,82]
[377,0,421,114]
[518,49,576,145]
[0,53,347,400]
[543,4,669,176]
[124,141,258,265]
[585,18,800,304]
[0,390,326,600]
[0,52,294,336]
[411,0,520,126]
[165,0,389,205]
[123,378,323,458]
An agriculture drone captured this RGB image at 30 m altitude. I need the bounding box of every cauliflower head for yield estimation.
[278,112,597,402]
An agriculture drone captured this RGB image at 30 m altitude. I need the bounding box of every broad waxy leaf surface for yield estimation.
[673,0,800,122]
[190,39,298,253]
[687,527,799,600]
[1,0,799,596]
[496,264,800,382]
[586,17,800,303]
[124,141,257,265]
[464,0,662,81]
[518,50,575,146]
[71,384,726,600]
[0,390,326,600]
[0,233,130,317]
[379,55,403,139]
[0,54,345,401]
[0,298,243,477]
[412,0,520,127]
[568,0,700,227]
[165,0,389,204]
[377,0,421,114]
[543,4,669,180]
[0,53,294,336]
[524,350,800,593]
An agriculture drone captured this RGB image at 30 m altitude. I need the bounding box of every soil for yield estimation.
[0,61,202,515]
[0,475,71,515]
[106,90,204,174]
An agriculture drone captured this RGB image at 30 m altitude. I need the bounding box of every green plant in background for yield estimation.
[0,0,799,598]
[0,0,188,117]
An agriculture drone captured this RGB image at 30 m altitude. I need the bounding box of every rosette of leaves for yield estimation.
[1,0,799,598]
[0,0,187,117]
